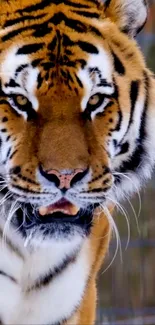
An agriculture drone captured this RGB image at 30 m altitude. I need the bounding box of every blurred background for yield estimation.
[97,1,155,324]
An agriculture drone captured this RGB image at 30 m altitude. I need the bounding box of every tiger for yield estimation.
[0,0,154,324]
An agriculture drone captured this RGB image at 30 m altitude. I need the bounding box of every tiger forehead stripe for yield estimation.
[16,0,97,14]
[1,3,103,43]
[4,13,46,28]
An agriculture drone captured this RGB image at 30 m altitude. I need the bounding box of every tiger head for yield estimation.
[0,0,154,246]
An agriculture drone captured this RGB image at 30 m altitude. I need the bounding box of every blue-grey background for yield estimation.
[97,1,155,324]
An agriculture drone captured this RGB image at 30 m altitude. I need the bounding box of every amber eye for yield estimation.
[10,94,36,120]
[15,95,28,106]
[88,94,100,106]
[87,93,105,111]
[11,94,31,113]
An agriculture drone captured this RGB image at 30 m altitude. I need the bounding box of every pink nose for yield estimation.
[47,169,86,189]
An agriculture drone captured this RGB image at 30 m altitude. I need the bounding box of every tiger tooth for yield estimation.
[69,205,80,215]
[39,207,48,216]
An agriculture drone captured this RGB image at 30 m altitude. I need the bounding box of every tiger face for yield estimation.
[0,0,154,245]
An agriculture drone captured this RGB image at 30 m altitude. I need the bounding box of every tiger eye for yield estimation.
[88,94,100,106]
[16,95,28,106]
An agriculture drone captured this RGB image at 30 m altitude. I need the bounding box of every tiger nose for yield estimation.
[39,166,89,189]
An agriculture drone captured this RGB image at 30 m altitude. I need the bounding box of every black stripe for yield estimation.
[31,58,43,67]
[27,253,77,292]
[48,35,57,51]
[33,22,53,37]
[6,147,11,159]
[5,79,20,88]
[6,135,11,142]
[64,0,90,8]
[41,62,55,70]
[112,51,125,75]
[50,12,86,33]
[77,59,87,68]
[89,25,103,38]
[121,80,140,143]
[56,30,61,63]
[130,81,140,113]
[72,10,99,18]
[4,13,46,28]
[77,41,98,54]
[105,0,111,8]
[127,80,140,132]
[118,71,149,173]
[115,109,123,131]
[15,64,29,77]
[75,75,83,88]
[2,26,28,42]
[1,25,29,42]
[60,69,67,79]
[17,0,52,14]
[97,79,113,88]
[2,20,51,42]
[116,142,129,156]
[65,0,90,8]
[9,149,18,160]
[62,34,74,47]
[109,82,123,131]
[66,71,74,83]
[17,0,90,14]
[17,43,44,55]
[0,270,17,284]
[37,73,44,89]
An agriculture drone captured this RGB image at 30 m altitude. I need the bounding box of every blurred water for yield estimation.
[97,4,155,324]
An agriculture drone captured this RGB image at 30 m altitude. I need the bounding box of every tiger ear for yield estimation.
[104,0,148,37]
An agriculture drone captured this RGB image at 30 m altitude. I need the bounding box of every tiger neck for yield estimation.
[0,210,111,325]
[0,219,91,325]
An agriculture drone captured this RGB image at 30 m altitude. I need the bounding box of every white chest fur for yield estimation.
[0,232,90,325]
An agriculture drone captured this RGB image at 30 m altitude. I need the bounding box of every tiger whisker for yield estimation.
[2,199,20,248]
[123,193,140,235]
[113,171,142,218]
[0,191,13,206]
[106,194,130,250]
[14,205,27,233]
[99,204,122,274]
[113,172,141,235]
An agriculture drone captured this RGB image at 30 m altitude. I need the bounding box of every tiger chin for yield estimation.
[0,0,154,324]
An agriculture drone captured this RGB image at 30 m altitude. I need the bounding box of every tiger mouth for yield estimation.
[38,198,80,218]
[37,199,82,224]
[16,199,98,233]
